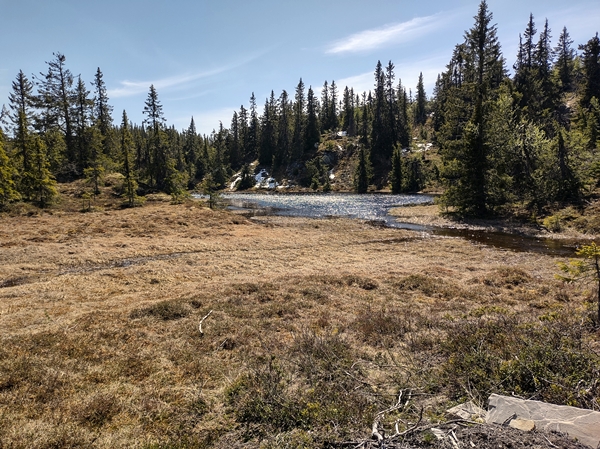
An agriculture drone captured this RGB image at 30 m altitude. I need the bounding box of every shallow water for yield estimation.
[217,192,579,256]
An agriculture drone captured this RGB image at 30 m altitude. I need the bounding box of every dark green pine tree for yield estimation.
[8,70,36,187]
[414,72,427,125]
[390,147,403,193]
[354,145,372,193]
[341,86,356,136]
[0,129,20,208]
[183,117,202,183]
[120,110,138,207]
[329,80,339,131]
[229,111,241,170]
[142,84,169,189]
[92,67,114,157]
[259,91,277,166]
[320,80,330,133]
[291,79,306,160]
[246,93,259,161]
[274,90,291,172]
[237,105,249,162]
[36,52,76,176]
[579,33,600,109]
[439,0,505,216]
[304,86,320,156]
[554,27,576,92]
[74,75,93,174]
[385,62,398,145]
[397,79,410,148]
[28,134,58,207]
[371,60,392,163]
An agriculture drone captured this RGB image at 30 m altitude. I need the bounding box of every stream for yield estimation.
[218,192,579,257]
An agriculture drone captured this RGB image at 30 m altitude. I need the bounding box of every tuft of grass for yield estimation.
[130,300,190,320]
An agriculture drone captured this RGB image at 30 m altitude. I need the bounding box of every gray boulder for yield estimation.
[487,394,600,449]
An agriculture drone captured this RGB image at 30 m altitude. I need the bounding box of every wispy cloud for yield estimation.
[108,51,268,99]
[108,68,229,98]
[326,14,448,55]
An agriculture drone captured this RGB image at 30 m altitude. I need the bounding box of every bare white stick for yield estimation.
[199,310,213,335]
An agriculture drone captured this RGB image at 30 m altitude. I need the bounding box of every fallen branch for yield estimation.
[199,310,213,335]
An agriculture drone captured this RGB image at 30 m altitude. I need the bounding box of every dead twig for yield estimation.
[199,309,213,335]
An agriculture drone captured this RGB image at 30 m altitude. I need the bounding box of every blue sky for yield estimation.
[1,0,598,135]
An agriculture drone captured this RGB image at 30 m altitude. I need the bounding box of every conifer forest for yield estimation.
[1,1,599,217]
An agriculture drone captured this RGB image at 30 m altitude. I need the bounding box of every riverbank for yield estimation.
[1,197,598,448]
[389,203,600,241]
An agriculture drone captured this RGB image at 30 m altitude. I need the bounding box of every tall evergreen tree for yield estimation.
[390,147,403,193]
[371,60,393,163]
[580,33,600,109]
[259,91,277,166]
[554,27,576,92]
[320,80,330,132]
[120,110,138,207]
[329,80,339,131]
[439,0,505,216]
[0,130,20,207]
[247,93,259,160]
[27,134,58,207]
[74,75,93,173]
[414,72,427,125]
[304,86,320,155]
[385,62,398,144]
[8,70,35,182]
[354,145,371,193]
[36,52,76,174]
[291,79,306,160]
[341,86,356,136]
[275,90,291,172]
[142,84,169,188]
[92,67,114,156]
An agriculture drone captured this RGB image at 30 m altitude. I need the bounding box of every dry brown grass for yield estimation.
[1,188,599,448]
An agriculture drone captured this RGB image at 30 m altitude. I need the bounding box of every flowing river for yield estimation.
[217,192,579,256]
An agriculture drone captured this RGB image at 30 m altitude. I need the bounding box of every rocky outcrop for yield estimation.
[486,394,600,449]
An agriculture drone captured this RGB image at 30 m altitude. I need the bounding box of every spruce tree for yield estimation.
[390,147,403,193]
[27,134,58,207]
[304,86,320,155]
[371,60,392,163]
[8,70,35,185]
[414,72,427,125]
[0,130,20,208]
[92,67,114,156]
[36,52,76,175]
[247,93,259,161]
[554,27,575,92]
[74,75,93,173]
[320,80,330,132]
[354,145,371,193]
[579,33,600,109]
[291,79,306,160]
[275,90,291,172]
[142,84,169,189]
[259,91,277,167]
[120,110,138,207]
[439,0,505,216]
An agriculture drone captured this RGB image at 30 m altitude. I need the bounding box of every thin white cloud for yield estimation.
[108,67,228,98]
[326,14,449,54]
[108,50,269,99]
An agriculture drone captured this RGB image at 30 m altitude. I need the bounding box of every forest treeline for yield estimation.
[0,0,599,216]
